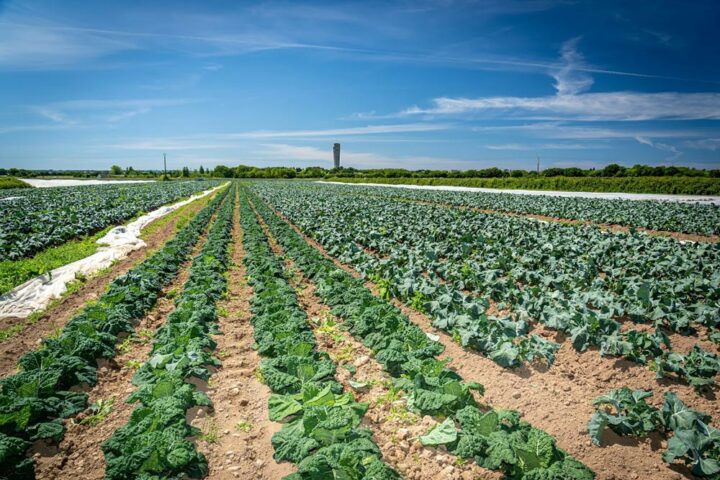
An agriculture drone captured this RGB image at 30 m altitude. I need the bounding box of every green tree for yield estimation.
[182,166,190,177]
[213,165,235,178]
[110,165,123,175]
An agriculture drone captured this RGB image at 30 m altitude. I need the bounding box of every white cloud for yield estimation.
[552,37,593,96]
[223,123,450,139]
[32,107,73,124]
[106,108,151,122]
[401,39,720,121]
[29,98,197,126]
[403,91,720,121]
[684,138,720,151]
[49,98,196,109]
[0,123,71,134]
[472,123,717,140]
[0,6,362,70]
[103,123,450,151]
[634,136,682,161]
[254,143,475,169]
[484,142,606,150]
[0,16,134,69]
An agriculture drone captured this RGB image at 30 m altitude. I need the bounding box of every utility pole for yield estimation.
[536,155,540,175]
[163,153,167,179]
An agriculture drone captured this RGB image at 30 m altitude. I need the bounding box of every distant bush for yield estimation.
[0,177,32,189]
[326,176,720,195]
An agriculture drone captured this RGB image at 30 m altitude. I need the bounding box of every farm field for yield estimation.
[0,180,220,261]
[0,180,221,297]
[0,180,718,480]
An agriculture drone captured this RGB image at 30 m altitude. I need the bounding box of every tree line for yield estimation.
[3,163,718,180]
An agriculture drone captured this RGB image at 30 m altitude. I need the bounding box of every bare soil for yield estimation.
[196,192,293,480]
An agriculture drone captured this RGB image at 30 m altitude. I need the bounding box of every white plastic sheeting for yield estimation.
[323,181,720,205]
[0,183,227,319]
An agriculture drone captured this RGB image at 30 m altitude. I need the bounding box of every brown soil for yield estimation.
[196,192,293,480]
[260,198,717,480]
[31,214,213,480]
[0,192,215,376]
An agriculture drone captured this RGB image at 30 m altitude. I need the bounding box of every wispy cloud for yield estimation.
[102,123,450,151]
[471,122,717,140]
[1,2,710,88]
[32,107,74,124]
[484,142,607,150]
[403,92,720,121]
[0,5,359,70]
[30,98,197,125]
[634,136,682,161]
[401,39,720,121]
[0,13,134,69]
[0,123,71,134]
[223,123,450,139]
[683,138,720,151]
[254,143,475,169]
[552,37,593,95]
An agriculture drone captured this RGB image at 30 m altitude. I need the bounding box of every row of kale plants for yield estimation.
[246,188,595,480]
[322,180,720,235]
[0,186,229,478]
[102,184,236,478]
[239,191,398,479]
[589,387,720,477]
[251,182,720,392]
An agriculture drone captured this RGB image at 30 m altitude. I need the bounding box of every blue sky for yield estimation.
[1,0,719,171]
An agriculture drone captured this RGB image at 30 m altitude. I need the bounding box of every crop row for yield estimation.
[321,181,720,235]
[0,180,220,261]
[252,182,720,391]
[246,188,595,480]
[0,185,229,479]
[239,190,398,479]
[102,184,236,478]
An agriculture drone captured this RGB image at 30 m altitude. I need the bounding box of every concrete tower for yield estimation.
[333,143,341,169]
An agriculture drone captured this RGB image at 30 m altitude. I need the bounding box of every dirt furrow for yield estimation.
[259,197,716,480]
[196,192,293,480]
[0,191,215,375]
